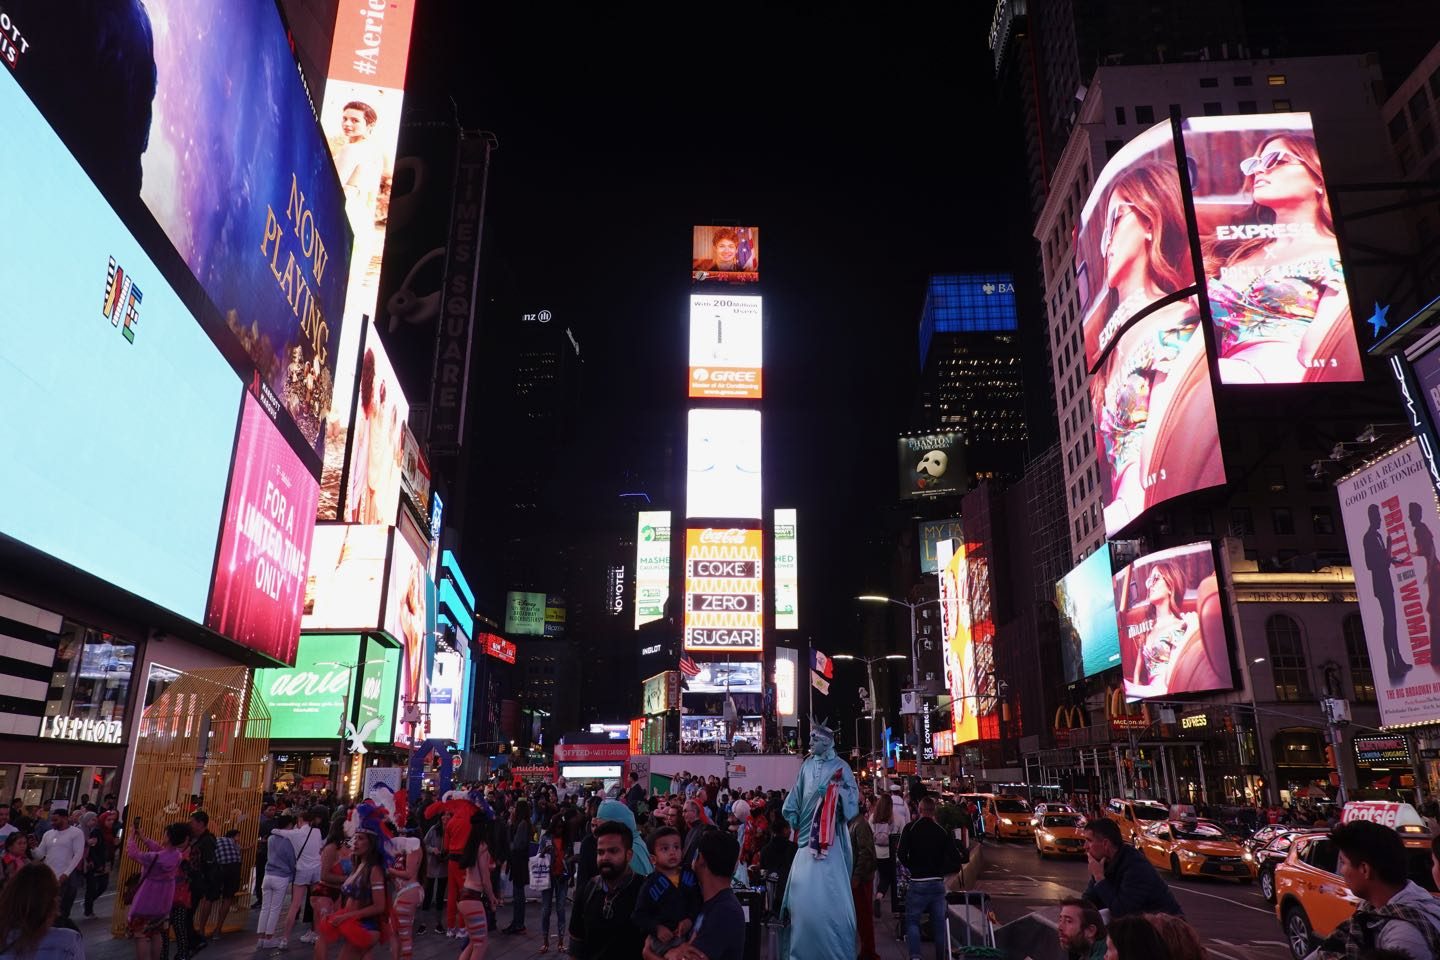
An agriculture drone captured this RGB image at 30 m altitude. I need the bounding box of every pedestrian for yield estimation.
[186,812,221,945]
[1080,818,1182,920]
[1105,915,1173,960]
[871,792,898,916]
[256,814,298,949]
[82,810,116,918]
[420,815,446,933]
[850,796,880,960]
[625,773,646,813]
[1057,898,1106,960]
[567,822,645,960]
[680,801,709,869]
[1,832,29,887]
[758,814,797,905]
[501,798,533,935]
[127,822,187,960]
[34,803,85,922]
[274,808,323,949]
[0,863,85,960]
[253,804,275,911]
[386,826,423,960]
[198,829,242,939]
[897,795,965,960]
[1311,820,1440,959]
[306,820,349,953]
[537,813,570,953]
[454,814,498,960]
[1145,913,1206,960]
[423,791,481,939]
[643,830,746,960]
[315,825,387,960]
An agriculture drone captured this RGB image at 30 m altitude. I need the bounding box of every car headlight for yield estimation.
[1242,851,1254,862]
[1180,848,1203,860]
[1001,817,1014,826]
[1039,832,1054,843]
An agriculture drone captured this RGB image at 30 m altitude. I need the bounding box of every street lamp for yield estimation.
[856,595,941,694]
[832,653,906,784]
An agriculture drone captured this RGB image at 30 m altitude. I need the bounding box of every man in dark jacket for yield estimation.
[1080,818,1182,919]
[897,796,964,960]
[624,772,646,813]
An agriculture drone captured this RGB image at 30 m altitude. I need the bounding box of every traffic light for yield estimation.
[1324,744,1337,769]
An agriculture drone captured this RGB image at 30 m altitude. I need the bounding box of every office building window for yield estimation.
[1410,89,1430,124]
[1265,464,1287,493]
[1233,75,1253,87]
[1420,124,1436,154]
[1204,101,1223,116]
[1391,112,1411,141]
[1267,615,1311,701]
[1239,100,1258,114]
[1105,139,1124,159]
[1200,77,1219,88]
[1272,507,1295,535]
[1311,506,1335,535]
[1344,614,1376,704]
[1115,106,1126,125]
[1231,507,1255,535]
[1268,74,1287,86]
[1135,105,1155,124]
[1273,99,1292,112]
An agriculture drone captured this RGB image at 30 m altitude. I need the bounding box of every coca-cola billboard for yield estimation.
[683,528,763,653]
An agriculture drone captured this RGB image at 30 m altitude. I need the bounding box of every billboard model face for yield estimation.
[341,321,410,526]
[1056,548,1121,684]
[1091,300,1226,537]
[1077,121,1198,372]
[1183,113,1362,384]
[1338,441,1440,726]
[684,529,764,653]
[635,511,672,629]
[0,67,240,623]
[775,509,798,630]
[687,409,763,520]
[7,0,352,463]
[385,536,430,747]
[919,518,963,575]
[692,226,759,283]
[899,433,964,500]
[303,525,390,630]
[255,634,362,740]
[1112,541,1232,699]
[689,295,763,399]
[206,393,321,665]
[505,591,547,636]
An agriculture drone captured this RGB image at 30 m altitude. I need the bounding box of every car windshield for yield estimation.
[1172,820,1226,840]
[1133,805,1168,821]
[997,799,1030,813]
[1043,815,1082,827]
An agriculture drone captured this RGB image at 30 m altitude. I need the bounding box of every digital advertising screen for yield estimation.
[684,528,764,653]
[254,634,364,740]
[302,524,390,630]
[0,67,240,624]
[635,511,672,629]
[399,424,432,520]
[385,535,430,746]
[206,392,321,665]
[688,295,763,399]
[774,508,798,630]
[1112,541,1233,699]
[899,432,965,500]
[505,591,546,636]
[483,633,517,664]
[544,595,567,637]
[1076,120,1198,372]
[642,671,681,716]
[1338,441,1440,727]
[687,409,762,520]
[919,517,963,575]
[1056,548,1121,684]
[775,647,800,722]
[691,225,759,283]
[935,527,997,745]
[340,321,410,526]
[1183,113,1362,384]
[7,0,352,463]
[427,650,464,741]
[688,661,764,694]
[1091,302,1226,537]
[355,639,400,748]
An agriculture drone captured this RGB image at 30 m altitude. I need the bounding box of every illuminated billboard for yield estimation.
[544,595,567,637]
[774,508,798,630]
[399,424,431,520]
[9,0,352,463]
[687,410,762,520]
[255,634,396,744]
[1337,441,1440,726]
[898,433,964,500]
[1112,541,1232,699]
[688,661,763,694]
[340,321,410,526]
[0,66,240,623]
[775,647,800,722]
[635,511,672,629]
[935,504,997,746]
[1182,114,1362,384]
[206,393,321,665]
[1056,548,1121,684]
[505,592,546,636]
[688,295,763,399]
[483,634,517,664]
[303,524,390,630]
[691,226,759,283]
[1091,303,1226,536]
[684,528,764,653]
[385,535,430,747]
[919,517,963,575]
[428,651,464,741]
[642,672,681,716]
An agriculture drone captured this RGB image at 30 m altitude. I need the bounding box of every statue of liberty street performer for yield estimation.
[781,718,860,960]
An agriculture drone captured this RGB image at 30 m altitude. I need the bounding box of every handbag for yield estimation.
[122,858,154,906]
[528,835,552,892]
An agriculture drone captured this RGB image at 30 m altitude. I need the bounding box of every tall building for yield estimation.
[1381,41,1440,313]
[917,273,1029,485]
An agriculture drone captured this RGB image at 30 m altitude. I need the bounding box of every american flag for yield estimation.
[679,654,701,678]
[737,228,755,271]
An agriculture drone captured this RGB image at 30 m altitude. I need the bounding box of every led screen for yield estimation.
[919,517,963,575]
[207,393,321,665]
[544,595,567,637]
[1183,113,1362,384]
[687,410,762,520]
[255,634,363,740]
[0,67,239,623]
[689,295,763,399]
[7,0,352,462]
[774,508,798,630]
[899,433,965,500]
[385,534,430,746]
[356,640,400,747]
[303,524,390,630]
[1337,441,1440,726]
[684,528,764,653]
[775,647,799,722]
[936,520,997,745]
[635,511,672,629]
[688,661,764,694]
[483,633,516,664]
[399,424,431,520]
[691,225,759,283]
[505,591,546,636]
[428,651,463,741]
[642,672,680,716]
[1091,302,1226,537]
[1056,548,1121,684]
[1077,120,1197,372]
[340,321,410,526]
[1112,541,1232,699]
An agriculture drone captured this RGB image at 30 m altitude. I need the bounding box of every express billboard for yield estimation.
[899,433,964,500]
[1112,541,1233,699]
[339,321,410,526]
[206,393,321,665]
[505,591,546,636]
[684,528,764,653]
[1056,548,1120,684]
[1182,114,1362,384]
[0,66,240,624]
[691,226,759,283]
[7,0,352,463]
[635,511,672,629]
[303,524,391,630]
[687,409,763,520]
[774,508,798,630]
[689,295,763,399]
[1338,441,1440,726]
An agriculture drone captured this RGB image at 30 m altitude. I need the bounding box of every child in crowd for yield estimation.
[633,826,702,956]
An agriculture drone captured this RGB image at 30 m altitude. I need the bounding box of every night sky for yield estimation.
[408,5,1028,650]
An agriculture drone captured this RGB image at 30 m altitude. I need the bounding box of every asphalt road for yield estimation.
[972,838,1294,960]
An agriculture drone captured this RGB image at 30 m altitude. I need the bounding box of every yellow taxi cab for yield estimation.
[958,793,1035,841]
[1104,797,1170,845]
[1135,818,1254,882]
[1274,801,1438,960]
[1034,811,1088,857]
